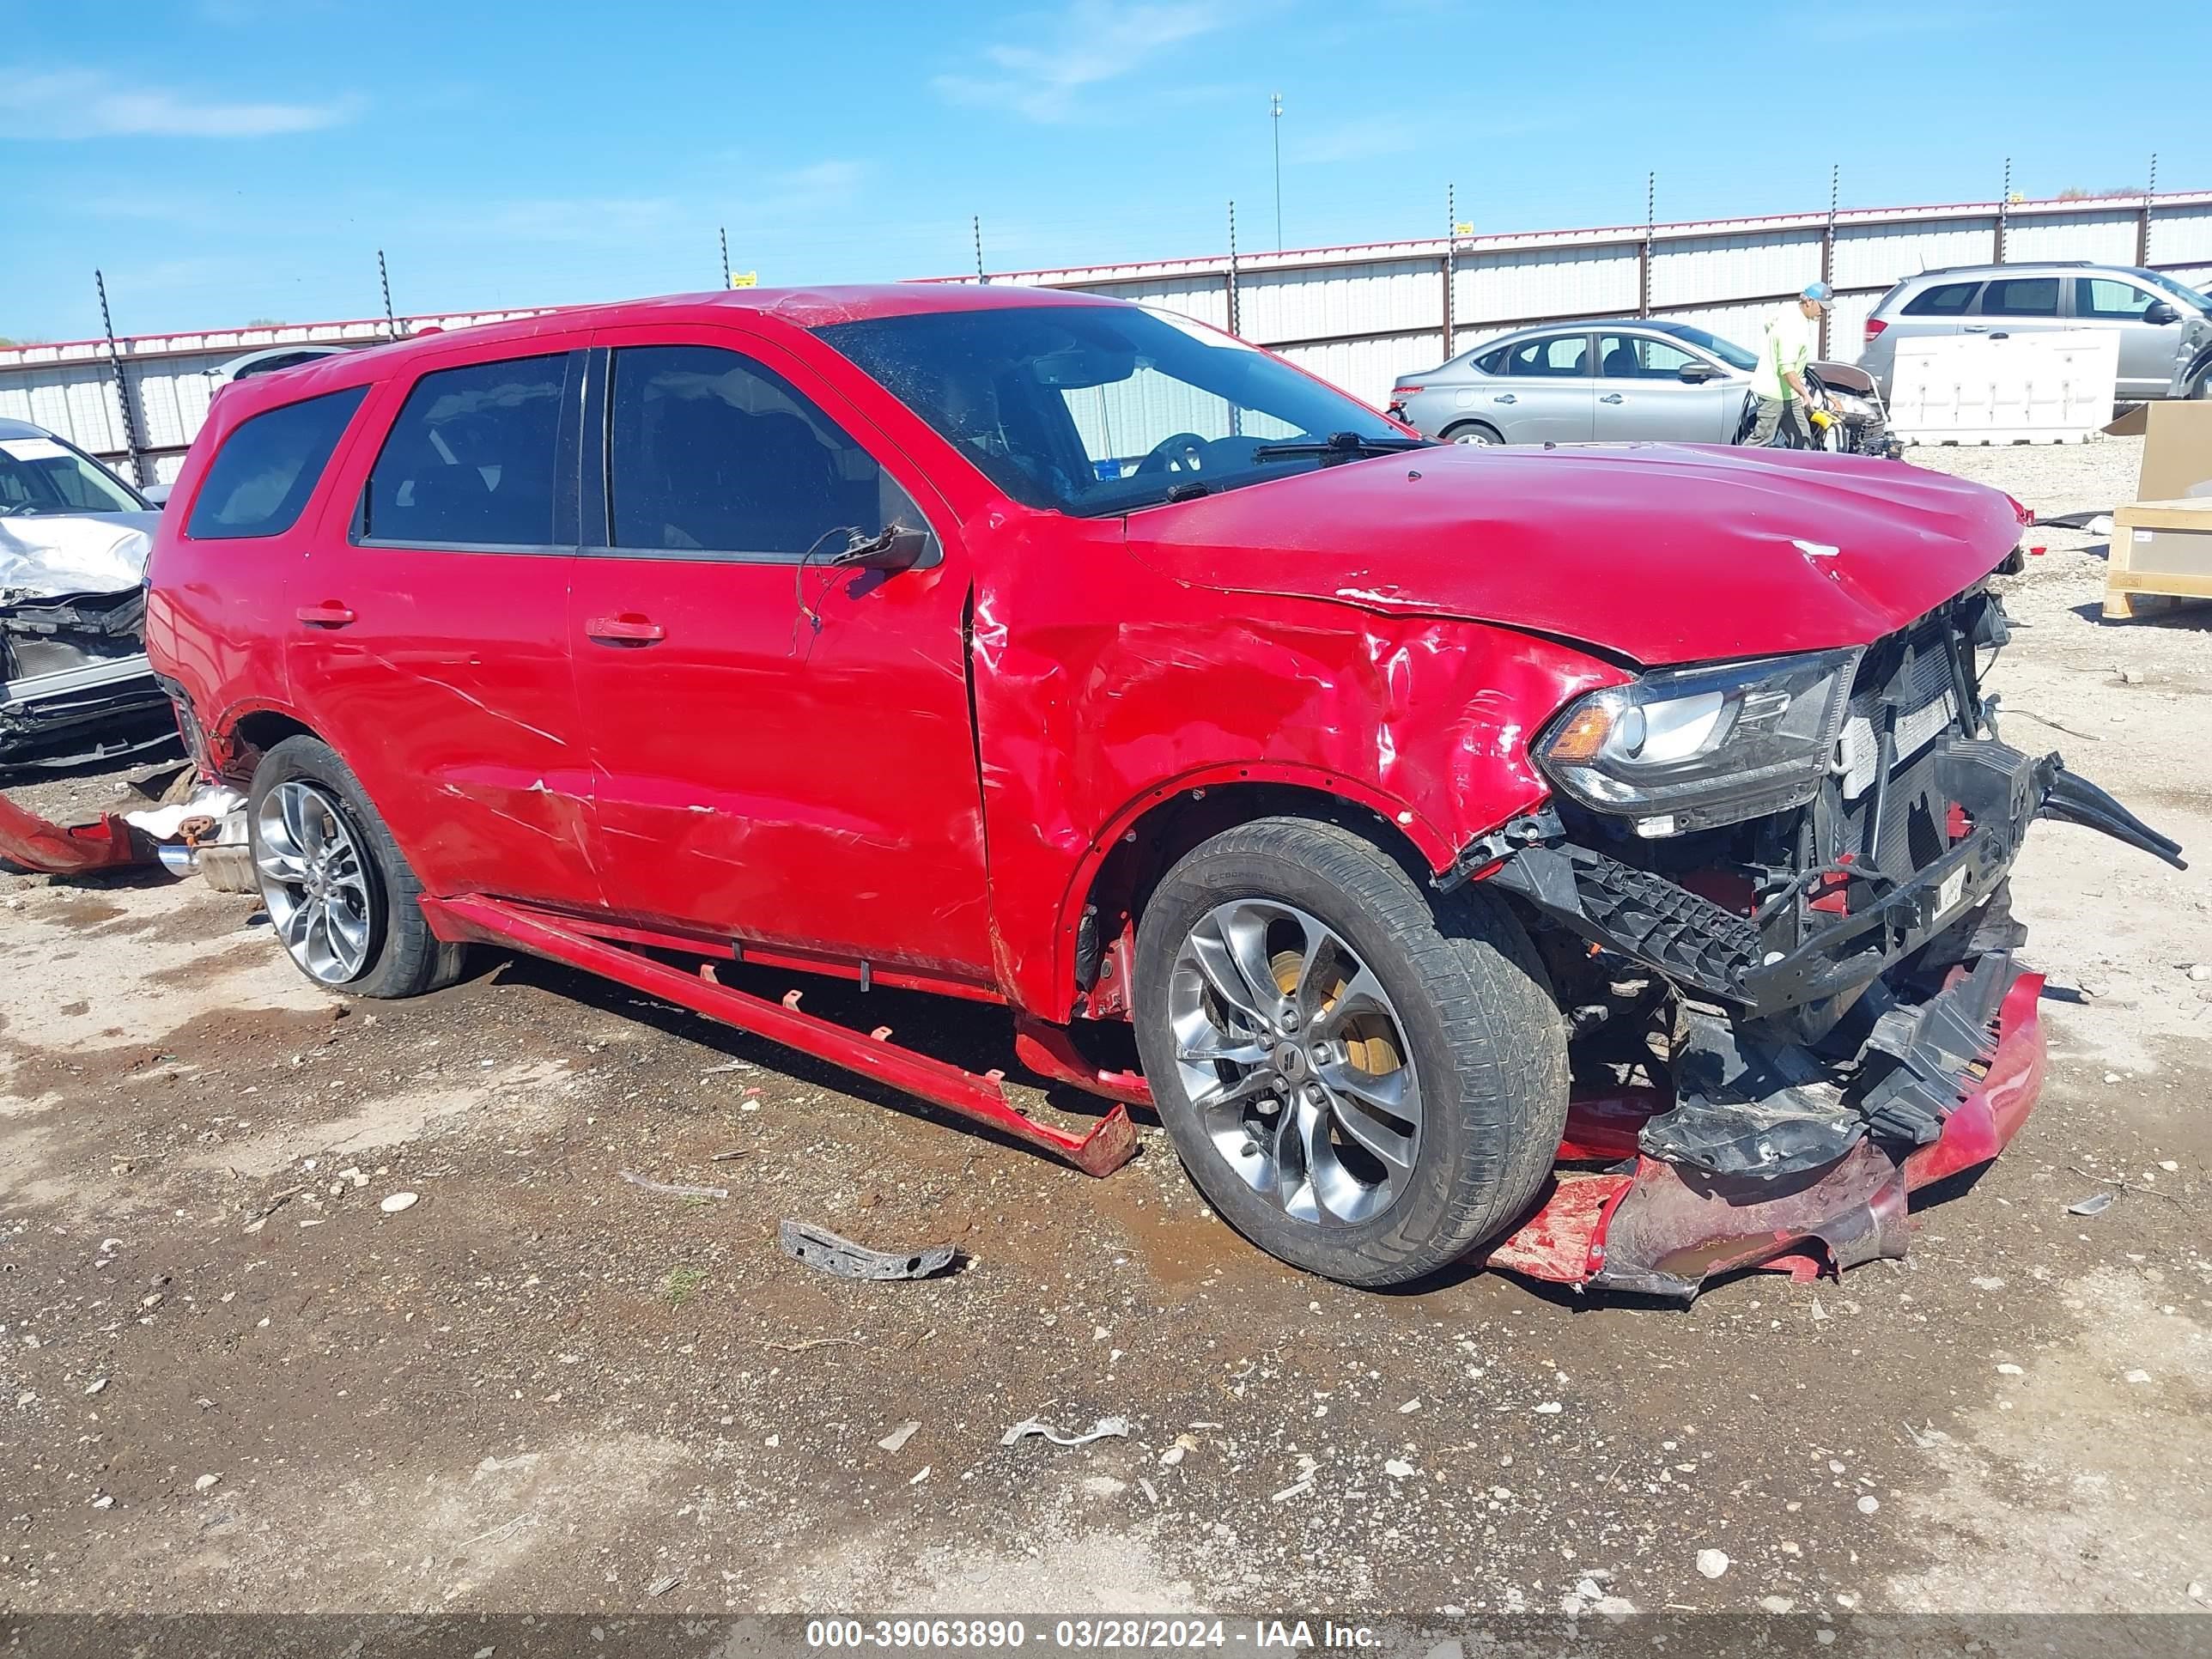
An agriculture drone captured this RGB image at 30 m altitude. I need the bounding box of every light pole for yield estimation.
[1270,92,1284,250]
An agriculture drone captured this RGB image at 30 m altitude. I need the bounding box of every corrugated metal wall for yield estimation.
[6,191,2211,479]
[0,311,555,485]
[969,191,2212,408]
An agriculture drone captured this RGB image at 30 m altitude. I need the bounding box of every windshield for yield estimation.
[1650,320,1759,372]
[814,303,1403,515]
[2132,269,2210,312]
[0,432,146,517]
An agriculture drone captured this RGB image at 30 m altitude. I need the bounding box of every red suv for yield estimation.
[144,286,2180,1294]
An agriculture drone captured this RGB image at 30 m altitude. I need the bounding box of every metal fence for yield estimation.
[5,187,2209,483]
[0,309,557,486]
[931,187,2212,407]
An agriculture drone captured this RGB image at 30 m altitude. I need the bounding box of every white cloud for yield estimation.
[933,0,1232,123]
[0,70,359,140]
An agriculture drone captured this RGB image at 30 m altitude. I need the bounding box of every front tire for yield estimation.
[247,735,465,998]
[1133,817,1568,1286]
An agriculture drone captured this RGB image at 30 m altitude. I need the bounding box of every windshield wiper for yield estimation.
[1248,430,1432,465]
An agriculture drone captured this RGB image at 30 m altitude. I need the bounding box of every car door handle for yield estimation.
[1988,331,2009,340]
[585,614,665,645]
[295,602,356,627]
[1494,392,1517,404]
[1600,392,1625,404]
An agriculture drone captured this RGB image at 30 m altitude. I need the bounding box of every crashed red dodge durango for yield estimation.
[141,284,2183,1296]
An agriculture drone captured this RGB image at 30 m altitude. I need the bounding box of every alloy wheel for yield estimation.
[255,780,375,984]
[1167,899,1422,1225]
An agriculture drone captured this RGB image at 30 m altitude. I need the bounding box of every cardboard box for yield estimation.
[2104,497,2212,620]
[2101,401,2212,501]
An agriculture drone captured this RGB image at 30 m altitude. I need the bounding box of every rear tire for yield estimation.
[1441,421,1504,447]
[246,735,465,999]
[1132,817,1568,1286]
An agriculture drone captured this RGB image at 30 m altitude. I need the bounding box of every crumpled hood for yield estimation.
[1126,443,2022,665]
[0,511,158,599]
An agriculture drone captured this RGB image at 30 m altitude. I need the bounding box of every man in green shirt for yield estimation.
[1741,282,1832,447]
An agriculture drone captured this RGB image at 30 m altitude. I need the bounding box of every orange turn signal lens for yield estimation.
[1546,703,1613,763]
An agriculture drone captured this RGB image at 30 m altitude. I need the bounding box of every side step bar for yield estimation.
[420,893,1139,1177]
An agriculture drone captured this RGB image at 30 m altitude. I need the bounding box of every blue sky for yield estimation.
[3,0,2204,342]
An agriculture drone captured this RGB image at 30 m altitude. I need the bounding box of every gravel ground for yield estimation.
[3,434,2209,1629]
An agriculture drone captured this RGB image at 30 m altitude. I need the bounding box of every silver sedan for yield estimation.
[1388,319,1758,446]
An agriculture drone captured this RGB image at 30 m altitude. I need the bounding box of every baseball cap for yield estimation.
[1801,281,1834,308]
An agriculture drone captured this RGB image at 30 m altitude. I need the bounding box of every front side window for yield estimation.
[185,386,365,541]
[1901,281,1980,317]
[1504,334,1590,378]
[1650,321,1759,372]
[1981,276,2059,318]
[606,344,914,557]
[362,356,569,547]
[0,432,145,518]
[815,303,1404,516]
[1596,335,1701,380]
[2077,277,2160,320]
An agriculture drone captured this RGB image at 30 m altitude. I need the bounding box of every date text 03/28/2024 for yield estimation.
[804,1617,1377,1649]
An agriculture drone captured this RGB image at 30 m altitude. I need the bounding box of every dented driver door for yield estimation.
[567,329,996,984]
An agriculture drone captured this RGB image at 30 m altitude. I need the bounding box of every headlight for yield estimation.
[1536,647,1861,836]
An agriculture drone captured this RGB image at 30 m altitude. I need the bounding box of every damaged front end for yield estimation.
[1463,584,2185,1298]
[1,586,176,770]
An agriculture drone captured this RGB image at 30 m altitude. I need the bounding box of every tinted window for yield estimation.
[363,356,568,547]
[1901,281,1981,317]
[1982,276,2059,317]
[1471,345,1509,374]
[2077,277,2160,320]
[1504,334,1589,377]
[185,386,366,541]
[608,345,915,557]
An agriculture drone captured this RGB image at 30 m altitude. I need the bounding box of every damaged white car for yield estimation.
[0,417,177,770]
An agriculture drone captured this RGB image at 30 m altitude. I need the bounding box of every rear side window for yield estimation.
[1504,334,1590,377]
[1470,345,1508,374]
[362,355,570,548]
[1901,281,1980,317]
[185,386,366,541]
[1981,276,2059,317]
[605,344,914,557]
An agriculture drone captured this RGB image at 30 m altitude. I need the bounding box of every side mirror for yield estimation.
[2143,301,2180,326]
[1678,362,1721,383]
[139,483,173,507]
[834,523,937,572]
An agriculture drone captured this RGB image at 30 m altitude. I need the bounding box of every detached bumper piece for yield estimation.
[1472,732,2181,1298]
[1485,968,2046,1300]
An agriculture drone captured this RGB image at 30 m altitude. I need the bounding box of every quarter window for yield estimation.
[1980,276,2060,318]
[185,386,367,541]
[606,344,915,557]
[362,356,570,547]
[1900,281,1981,317]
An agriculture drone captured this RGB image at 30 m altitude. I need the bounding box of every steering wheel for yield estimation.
[1133,432,1210,476]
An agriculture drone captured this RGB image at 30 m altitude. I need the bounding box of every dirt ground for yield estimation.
[3,434,2209,1628]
